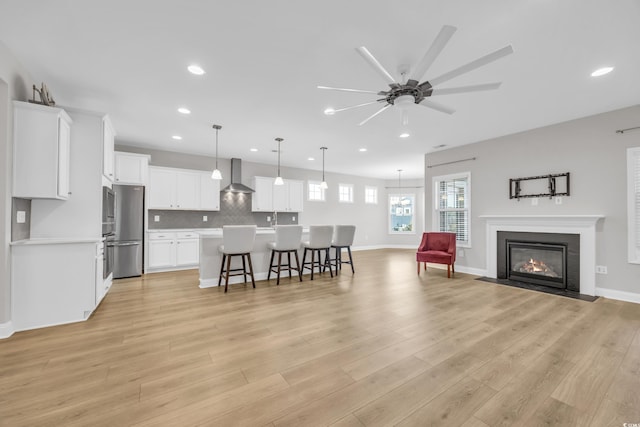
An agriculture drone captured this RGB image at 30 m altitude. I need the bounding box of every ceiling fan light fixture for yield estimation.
[591,66,614,77]
[394,95,415,108]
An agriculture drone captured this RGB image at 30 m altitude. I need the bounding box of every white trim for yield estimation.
[0,322,15,339]
[481,215,604,297]
[596,287,640,305]
[627,147,640,263]
[338,183,354,203]
[454,265,488,276]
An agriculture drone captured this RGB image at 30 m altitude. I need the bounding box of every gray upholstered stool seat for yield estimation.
[301,225,334,280]
[330,225,356,274]
[267,225,303,285]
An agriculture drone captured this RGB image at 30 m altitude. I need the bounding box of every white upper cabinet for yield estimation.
[114,152,149,185]
[148,166,220,211]
[257,177,304,212]
[13,101,72,200]
[102,116,115,181]
[251,176,274,212]
[200,174,220,210]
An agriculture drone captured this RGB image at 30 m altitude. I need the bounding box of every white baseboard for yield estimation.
[454,265,488,277]
[596,287,640,304]
[0,321,15,339]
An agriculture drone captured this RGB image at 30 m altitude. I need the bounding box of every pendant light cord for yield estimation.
[321,147,328,181]
[276,138,283,176]
[213,124,222,169]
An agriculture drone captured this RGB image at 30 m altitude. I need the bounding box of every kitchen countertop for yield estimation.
[11,237,104,246]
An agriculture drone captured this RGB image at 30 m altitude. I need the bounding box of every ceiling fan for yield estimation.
[319,25,513,126]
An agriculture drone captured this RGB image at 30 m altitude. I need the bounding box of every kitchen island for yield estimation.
[198,227,311,288]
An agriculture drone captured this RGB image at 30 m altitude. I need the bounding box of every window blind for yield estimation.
[434,173,470,244]
[629,148,640,263]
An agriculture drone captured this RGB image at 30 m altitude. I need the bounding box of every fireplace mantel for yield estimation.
[480,215,605,296]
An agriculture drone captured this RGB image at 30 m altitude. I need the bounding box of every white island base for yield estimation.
[199,228,321,288]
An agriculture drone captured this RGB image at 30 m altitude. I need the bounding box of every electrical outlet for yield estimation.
[531,198,538,206]
[16,211,26,223]
[595,265,608,274]
[292,216,296,221]
[203,215,208,222]
[457,248,465,257]
[154,215,160,222]
[266,216,271,222]
[555,196,562,205]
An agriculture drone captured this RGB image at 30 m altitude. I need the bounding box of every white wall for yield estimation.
[0,40,33,326]
[115,144,420,248]
[424,105,640,295]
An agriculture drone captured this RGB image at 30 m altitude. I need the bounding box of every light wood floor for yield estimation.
[2,249,640,426]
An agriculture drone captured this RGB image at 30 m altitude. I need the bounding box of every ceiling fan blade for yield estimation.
[431,82,502,96]
[332,100,382,113]
[358,104,391,126]
[428,45,514,88]
[356,47,397,85]
[409,25,457,82]
[317,85,381,95]
[418,99,456,115]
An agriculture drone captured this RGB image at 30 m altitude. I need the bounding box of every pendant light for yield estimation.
[320,147,328,189]
[274,137,284,186]
[211,124,222,180]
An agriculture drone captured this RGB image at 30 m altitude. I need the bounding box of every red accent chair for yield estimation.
[416,232,456,278]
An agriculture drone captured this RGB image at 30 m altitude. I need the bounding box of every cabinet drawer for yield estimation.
[176,232,198,239]
[148,232,176,240]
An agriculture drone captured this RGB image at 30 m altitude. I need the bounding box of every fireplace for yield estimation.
[497,231,580,292]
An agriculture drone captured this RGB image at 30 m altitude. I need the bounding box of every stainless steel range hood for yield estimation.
[221,158,255,193]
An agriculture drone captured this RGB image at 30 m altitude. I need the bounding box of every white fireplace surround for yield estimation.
[481,215,605,296]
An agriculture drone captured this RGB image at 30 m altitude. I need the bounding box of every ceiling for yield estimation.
[0,1,638,179]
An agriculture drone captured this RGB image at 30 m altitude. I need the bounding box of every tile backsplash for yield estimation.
[148,192,298,229]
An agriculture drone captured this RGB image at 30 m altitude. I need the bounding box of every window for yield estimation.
[338,183,354,203]
[389,194,415,234]
[628,148,640,263]
[365,186,378,204]
[308,180,325,201]
[433,172,470,247]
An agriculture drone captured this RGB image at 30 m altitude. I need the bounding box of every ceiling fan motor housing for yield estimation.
[385,80,433,105]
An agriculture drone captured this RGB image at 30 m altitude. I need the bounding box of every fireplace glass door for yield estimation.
[507,241,567,289]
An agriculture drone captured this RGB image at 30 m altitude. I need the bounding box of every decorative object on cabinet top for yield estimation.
[29,82,56,106]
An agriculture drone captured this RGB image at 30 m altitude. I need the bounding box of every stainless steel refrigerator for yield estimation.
[112,185,144,278]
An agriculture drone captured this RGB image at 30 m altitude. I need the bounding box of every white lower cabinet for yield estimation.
[148,231,199,271]
[11,240,104,332]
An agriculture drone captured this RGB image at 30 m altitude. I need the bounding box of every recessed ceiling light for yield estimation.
[177,107,191,115]
[359,148,367,152]
[399,132,410,138]
[324,107,336,115]
[591,66,614,77]
[308,157,315,161]
[172,135,182,140]
[187,64,205,75]
[250,148,258,152]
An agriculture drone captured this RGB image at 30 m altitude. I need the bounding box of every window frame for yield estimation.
[338,183,354,203]
[307,180,326,202]
[628,147,640,263]
[364,186,378,204]
[432,171,471,248]
[388,193,416,235]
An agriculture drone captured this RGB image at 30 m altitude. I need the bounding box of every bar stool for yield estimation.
[267,225,303,285]
[330,225,356,274]
[301,225,334,280]
[218,225,257,293]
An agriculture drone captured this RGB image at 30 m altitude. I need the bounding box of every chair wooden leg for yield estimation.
[267,250,275,281]
[276,252,282,285]
[447,264,450,278]
[247,254,256,288]
[287,252,292,278]
[325,248,333,277]
[224,254,232,293]
[452,263,455,277]
[347,246,354,274]
[417,261,420,275]
[310,249,315,280]
[294,251,302,282]
[219,254,226,286]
